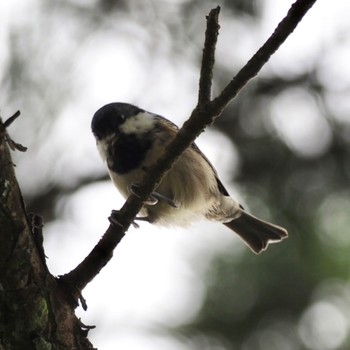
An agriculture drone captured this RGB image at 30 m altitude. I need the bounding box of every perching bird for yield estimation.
[91,102,288,254]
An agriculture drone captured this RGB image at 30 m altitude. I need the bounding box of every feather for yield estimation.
[224,211,288,254]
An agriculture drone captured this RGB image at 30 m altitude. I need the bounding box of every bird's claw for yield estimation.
[129,183,178,208]
[129,183,158,205]
[150,191,178,208]
[109,210,140,229]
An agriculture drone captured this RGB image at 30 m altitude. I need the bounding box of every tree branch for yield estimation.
[211,0,318,114]
[0,111,27,152]
[60,0,318,305]
[198,6,220,106]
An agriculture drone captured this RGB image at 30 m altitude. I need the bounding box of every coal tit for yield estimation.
[91,102,288,254]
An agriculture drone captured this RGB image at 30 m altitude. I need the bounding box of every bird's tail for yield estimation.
[224,211,288,254]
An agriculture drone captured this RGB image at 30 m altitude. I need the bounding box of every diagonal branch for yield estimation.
[211,0,318,115]
[59,0,318,306]
[58,7,223,302]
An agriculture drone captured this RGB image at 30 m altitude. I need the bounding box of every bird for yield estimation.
[91,102,288,254]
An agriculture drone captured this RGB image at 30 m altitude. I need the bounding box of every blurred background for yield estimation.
[2,0,350,349]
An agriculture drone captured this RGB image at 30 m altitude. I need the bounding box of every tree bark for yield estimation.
[0,120,94,350]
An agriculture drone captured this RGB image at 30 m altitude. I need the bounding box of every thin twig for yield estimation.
[198,6,220,106]
[60,0,318,300]
[0,110,27,152]
[3,111,21,128]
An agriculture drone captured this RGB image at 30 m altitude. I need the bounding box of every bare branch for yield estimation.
[3,110,21,128]
[59,221,125,309]
[0,110,28,152]
[60,0,318,301]
[211,0,318,115]
[198,6,220,106]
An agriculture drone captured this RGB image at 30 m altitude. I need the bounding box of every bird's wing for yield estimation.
[154,114,231,197]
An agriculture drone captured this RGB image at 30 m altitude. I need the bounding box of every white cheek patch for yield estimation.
[96,139,109,161]
[119,112,155,134]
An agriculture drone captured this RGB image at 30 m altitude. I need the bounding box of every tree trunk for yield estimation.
[0,125,94,349]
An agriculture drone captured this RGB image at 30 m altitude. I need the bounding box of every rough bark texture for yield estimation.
[0,126,94,350]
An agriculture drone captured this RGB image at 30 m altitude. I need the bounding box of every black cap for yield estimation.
[91,102,144,139]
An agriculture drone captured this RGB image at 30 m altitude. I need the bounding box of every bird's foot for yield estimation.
[129,183,178,208]
[109,210,140,229]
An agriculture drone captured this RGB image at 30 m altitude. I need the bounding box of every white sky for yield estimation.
[1,0,350,349]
